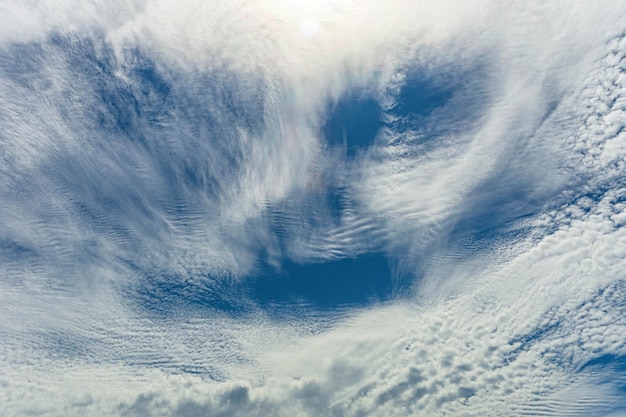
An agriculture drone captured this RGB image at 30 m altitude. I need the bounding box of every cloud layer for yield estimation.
[1,1,626,416]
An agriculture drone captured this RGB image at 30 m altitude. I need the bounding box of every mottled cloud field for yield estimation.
[1,1,626,416]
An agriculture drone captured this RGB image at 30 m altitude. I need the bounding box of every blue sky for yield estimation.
[1,1,626,416]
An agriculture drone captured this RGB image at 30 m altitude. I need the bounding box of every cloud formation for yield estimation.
[1,0,626,416]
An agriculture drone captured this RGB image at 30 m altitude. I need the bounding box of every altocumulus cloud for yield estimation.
[1,0,626,416]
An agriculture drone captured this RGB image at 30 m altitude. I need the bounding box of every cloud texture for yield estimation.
[1,0,626,416]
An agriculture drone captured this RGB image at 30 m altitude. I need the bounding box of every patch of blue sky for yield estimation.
[323,71,456,159]
[246,254,396,309]
[391,73,455,119]
[323,94,382,159]
[581,354,626,375]
[129,253,402,317]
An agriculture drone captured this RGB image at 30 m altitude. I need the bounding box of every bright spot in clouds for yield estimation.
[300,19,319,37]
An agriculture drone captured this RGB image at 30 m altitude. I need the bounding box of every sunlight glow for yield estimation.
[300,19,319,37]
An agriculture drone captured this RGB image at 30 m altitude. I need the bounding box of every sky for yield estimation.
[1,1,626,416]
